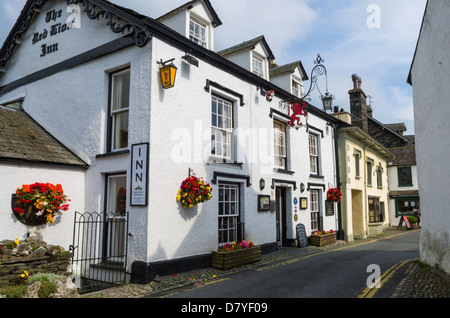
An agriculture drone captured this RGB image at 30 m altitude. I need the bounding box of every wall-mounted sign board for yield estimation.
[130,143,149,206]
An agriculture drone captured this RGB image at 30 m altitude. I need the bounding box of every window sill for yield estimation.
[309,174,324,179]
[96,149,130,159]
[208,156,243,166]
[274,168,295,175]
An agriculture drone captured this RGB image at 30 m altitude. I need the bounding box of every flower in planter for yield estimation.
[218,240,254,252]
[14,182,70,225]
[314,229,334,236]
[176,176,212,208]
[327,188,342,202]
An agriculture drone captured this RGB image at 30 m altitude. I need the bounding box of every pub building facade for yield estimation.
[0,0,341,284]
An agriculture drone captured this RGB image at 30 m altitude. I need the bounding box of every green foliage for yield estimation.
[29,273,66,298]
[0,284,28,298]
[407,216,418,224]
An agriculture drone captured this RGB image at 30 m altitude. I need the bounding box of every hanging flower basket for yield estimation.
[327,188,342,203]
[176,176,212,208]
[12,183,70,226]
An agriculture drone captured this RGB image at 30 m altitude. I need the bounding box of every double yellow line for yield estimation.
[357,258,415,298]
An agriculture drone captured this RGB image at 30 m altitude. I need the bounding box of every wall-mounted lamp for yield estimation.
[260,178,265,191]
[182,53,199,67]
[300,183,305,193]
[158,58,177,89]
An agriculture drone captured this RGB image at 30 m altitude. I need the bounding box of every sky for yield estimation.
[0,0,426,134]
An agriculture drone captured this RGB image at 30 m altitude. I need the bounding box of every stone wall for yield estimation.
[0,237,72,286]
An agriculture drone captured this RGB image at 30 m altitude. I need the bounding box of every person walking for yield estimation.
[413,206,421,228]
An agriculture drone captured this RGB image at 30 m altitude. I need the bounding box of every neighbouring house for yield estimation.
[331,111,394,241]
[408,0,450,274]
[0,0,341,287]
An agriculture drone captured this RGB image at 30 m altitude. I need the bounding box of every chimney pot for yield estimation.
[352,74,362,89]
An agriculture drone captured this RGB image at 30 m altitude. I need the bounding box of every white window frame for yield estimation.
[218,183,240,246]
[109,68,130,152]
[211,95,233,160]
[273,120,287,169]
[309,134,319,174]
[310,189,319,232]
[291,77,303,97]
[189,17,207,48]
[252,54,264,77]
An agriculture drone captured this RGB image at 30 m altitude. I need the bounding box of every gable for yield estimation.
[0,0,151,86]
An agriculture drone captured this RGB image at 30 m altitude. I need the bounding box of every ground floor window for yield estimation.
[218,183,242,246]
[310,189,319,231]
[368,197,385,223]
[395,197,420,217]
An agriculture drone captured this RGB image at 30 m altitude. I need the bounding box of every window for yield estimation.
[252,55,264,77]
[395,198,420,216]
[354,149,361,178]
[309,134,319,174]
[398,166,413,186]
[218,183,242,246]
[292,79,302,97]
[368,197,384,223]
[273,120,287,169]
[376,163,383,188]
[109,68,130,151]
[366,159,373,186]
[189,18,206,47]
[211,95,233,159]
[310,190,319,232]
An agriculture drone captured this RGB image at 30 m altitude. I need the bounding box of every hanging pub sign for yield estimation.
[159,59,178,89]
[130,143,149,206]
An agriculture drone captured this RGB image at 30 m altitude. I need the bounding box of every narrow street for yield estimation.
[154,230,420,299]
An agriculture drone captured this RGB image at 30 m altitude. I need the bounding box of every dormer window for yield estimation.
[252,54,264,77]
[292,78,303,97]
[189,17,207,48]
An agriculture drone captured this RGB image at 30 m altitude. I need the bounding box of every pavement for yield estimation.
[82,227,450,299]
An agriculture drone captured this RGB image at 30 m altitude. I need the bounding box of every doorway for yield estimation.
[275,187,287,247]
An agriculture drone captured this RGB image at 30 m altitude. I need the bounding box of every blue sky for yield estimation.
[0,0,426,134]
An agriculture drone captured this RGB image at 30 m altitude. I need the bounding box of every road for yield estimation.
[156,230,420,299]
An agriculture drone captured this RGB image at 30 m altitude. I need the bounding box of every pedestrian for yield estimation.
[413,206,421,228]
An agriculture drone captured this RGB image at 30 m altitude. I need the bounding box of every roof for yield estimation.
[0,107,87,167]
[0,0,339,125]
[407,1,429,85]
[157,0,222,27]
[388,146,416,166]
[217,35,276,60]
[385,123,407,132]
[269,61,309,81]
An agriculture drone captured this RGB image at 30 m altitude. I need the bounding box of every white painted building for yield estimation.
[0,0,341,284]
[408,0,450,274]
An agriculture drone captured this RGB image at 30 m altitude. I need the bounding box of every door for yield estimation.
[105,174,127,263]
[276,187,286,247]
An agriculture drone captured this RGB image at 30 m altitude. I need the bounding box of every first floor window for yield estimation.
[376,163,383,187]
[110,68,130,151]
[309,134,319,174]
[310,189,319,232]
[189,18,206,47]
[367,160,373,186]
[354,149,361,178]
[398,166,413,186]
[273,120,287,168]
[218,183,241,246]
[211,95,233,159]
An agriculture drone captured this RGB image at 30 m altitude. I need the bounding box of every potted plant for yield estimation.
[310,230,337,247]
[176,176,212,208]
[12,183,70,225]
[211,240,261,270]
[407,216,418,229]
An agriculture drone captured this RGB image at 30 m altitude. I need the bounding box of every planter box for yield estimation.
[310,233,336,247]
[211,246,262,270]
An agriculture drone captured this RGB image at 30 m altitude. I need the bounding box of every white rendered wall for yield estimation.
[410,0,450,273]
[0,163,85,249]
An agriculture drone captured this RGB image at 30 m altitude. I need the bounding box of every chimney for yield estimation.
[349,74,368,132]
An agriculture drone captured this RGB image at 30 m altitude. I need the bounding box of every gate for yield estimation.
[70,211,129,294]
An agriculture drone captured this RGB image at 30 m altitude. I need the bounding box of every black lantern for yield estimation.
[321,92,334,111]
[259,178,265,191]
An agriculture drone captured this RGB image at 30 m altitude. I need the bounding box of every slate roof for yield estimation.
[217,35,276,60]
[0,107,87,167]
[388,146,417,166]
[269,61,309,81]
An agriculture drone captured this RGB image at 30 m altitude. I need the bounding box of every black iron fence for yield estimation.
[70,211,129,294]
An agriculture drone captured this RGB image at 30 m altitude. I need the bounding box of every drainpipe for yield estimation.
[363,140,374,237]
[333,123,344,240]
